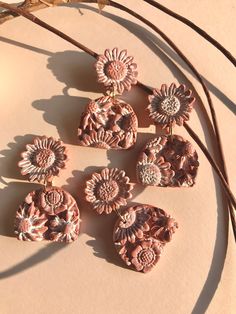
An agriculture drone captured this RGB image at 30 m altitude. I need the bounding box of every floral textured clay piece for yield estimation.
[137,135,199,187]
[15,186,80,242]
[113,205,178,273]
[78,96,138,150]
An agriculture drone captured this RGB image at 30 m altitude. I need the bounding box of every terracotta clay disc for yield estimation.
[14,186,80,242]
[113,205,178,273]
[136,135,199,187]
[78,96,138,150]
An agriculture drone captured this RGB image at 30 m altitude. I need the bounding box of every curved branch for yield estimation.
[143,0,236,66]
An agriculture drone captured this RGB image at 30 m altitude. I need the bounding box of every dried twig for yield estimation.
[143,0,236,66]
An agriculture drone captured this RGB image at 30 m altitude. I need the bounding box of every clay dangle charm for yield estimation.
[136,83,199,187]
[14,136,80,242]
[85,167,178,273]
[78,48,138,150]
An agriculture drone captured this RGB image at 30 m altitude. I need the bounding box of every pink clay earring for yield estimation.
[14,136,81,242]
[84,167,178,273]
[136,83,199,187]
[78,47,138,150]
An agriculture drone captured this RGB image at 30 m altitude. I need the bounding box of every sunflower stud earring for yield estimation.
[136,83,199,187]
[78,48,138,150]
[14,136,81,242]
[85,167,178,273]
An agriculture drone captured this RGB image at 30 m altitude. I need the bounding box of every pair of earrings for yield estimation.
[14,47,198,273]
[77,47,199,187]
[14,136,178,273]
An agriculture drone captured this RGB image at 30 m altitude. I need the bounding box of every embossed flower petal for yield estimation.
[130,240,163,273]
[38,186,74,215]
[78,128,120,149]
[18,136,68,183]
[78,96,138,150]
[95,48,138,94]
[137,135,199,187]
[49,211,80,243]
[150,208,178,243]
[137,152,174,186]
[147,83,195,128]
[85,168,133,214]
[113,206,151,244]
[14,202,48,241]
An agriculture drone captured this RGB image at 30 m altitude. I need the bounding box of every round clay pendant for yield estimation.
[136,135,199,187]
[113,205,178,273]
[78,96,138,150]
[14,186,80,242]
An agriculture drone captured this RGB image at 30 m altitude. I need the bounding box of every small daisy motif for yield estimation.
[14,203,48,241]
[147,83,195,128]
[95,48,138,94]
[131,240,163,273]
[85,168,133,214]
[18,136,68,182]
[137,152,174,186]
[49,211,80,243]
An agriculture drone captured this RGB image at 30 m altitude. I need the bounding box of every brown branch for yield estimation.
[0,1,235,238]
[143,0,236,66]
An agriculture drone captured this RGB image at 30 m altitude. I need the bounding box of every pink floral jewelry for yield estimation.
[136,83,199,187]
[85,167,178,273]
[14,136,80,242]
[78,48,138,150]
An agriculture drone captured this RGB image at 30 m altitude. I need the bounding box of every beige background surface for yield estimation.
[0,1,235,313]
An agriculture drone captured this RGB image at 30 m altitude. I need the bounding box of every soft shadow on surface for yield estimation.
[191,174,228,314]
[0,134,38,184]
[0,243,67,280]
[32,94,89,145]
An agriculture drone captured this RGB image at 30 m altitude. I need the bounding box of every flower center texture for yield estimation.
[45,190,62,207]
[18,218,31,233]
[96,180,119,202]
[34,149,55,168]
[105,60,127,81]
[138,248,155,265]
[160,96,180,116]
[139,164,161,185]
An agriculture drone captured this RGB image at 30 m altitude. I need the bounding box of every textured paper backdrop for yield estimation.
[0,1,235,313]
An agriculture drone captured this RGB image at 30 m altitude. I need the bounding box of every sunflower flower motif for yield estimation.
[147,83,195,128]
[95,47,138,94]
[136,152,174,186]
[49,211,80,243]
[78,128,120,149]
[113,206,150,244]
[14,202,48,241]
[150,208,178,243]
[38,186,75,215]
[18,136,68,182]
[131,240,163,273]
[85,168,133,214]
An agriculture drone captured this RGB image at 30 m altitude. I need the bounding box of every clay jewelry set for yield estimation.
[14,47,199,273]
